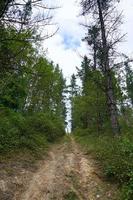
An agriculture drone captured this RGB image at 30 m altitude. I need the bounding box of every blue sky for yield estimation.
[62,34,80,49]
[44,0,133,78]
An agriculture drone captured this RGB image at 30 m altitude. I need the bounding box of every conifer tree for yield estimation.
[81,0,122,134]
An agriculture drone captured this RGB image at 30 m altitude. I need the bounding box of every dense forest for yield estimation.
[0,0,133,200]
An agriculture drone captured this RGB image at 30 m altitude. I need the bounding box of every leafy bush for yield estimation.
[26,112,65,142]
[0,107,65,153]
[75,129,133,200]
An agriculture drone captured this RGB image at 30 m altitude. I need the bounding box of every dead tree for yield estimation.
[0,0,58,40]
[81,0,124,134]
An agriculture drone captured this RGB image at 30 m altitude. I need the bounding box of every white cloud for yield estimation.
[44,0,133,79]
[118,0,133,55]
[44,32,87,79]
[44,0,87,79]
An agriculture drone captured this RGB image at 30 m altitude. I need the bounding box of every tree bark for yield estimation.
[93,40,97,70]
[97,0,120,134]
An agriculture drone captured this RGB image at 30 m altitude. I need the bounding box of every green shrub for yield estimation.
[75,129,133,200]
[26,112,65,142]
[0,107,65,153]
[122,176,133,200]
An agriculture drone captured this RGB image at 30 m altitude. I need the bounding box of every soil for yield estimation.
[0,137,118,200]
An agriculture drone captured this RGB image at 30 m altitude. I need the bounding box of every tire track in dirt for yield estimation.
[19,137,118,200]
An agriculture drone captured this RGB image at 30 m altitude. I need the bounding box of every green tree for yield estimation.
[81,0,122,134]
[72,56,107,133]
[125,63,133,106]
[69,74,78,131]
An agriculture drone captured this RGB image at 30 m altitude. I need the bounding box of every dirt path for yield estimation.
[0,137,118,200]
[18,137,118,200]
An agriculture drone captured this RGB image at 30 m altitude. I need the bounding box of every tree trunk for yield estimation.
[93,41,97,70]
[97,0,120,134]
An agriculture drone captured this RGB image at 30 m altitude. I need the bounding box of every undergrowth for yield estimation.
[0,106,65,156]
[64,191,79,200]
[74,129,133,200]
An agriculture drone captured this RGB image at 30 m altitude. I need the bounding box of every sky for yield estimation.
[44,0,133,79]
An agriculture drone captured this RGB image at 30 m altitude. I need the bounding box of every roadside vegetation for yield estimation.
[0,1,66,158]
[70,1,133,199]
[75,131,133,199]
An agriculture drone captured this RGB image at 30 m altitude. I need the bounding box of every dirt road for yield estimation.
[20,137,118,200]
[0,137,118,200]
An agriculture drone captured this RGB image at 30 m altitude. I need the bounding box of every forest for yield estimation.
[0,0,133,200]
[0,0,67,153]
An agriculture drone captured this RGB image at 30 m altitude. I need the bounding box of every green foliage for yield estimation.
[26,112,65,142]
[0,73,27,110]
[0,1,66,158]
[122,178,133,200]
[26,57,66,122]
[75,130,133,200]
[0,27,66,155]
[70,58,109,132]
[64,191,79,200]
[71,55,133,200]
[125,63,133,106]
[0,35,66,155]
[0,107,65,153]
